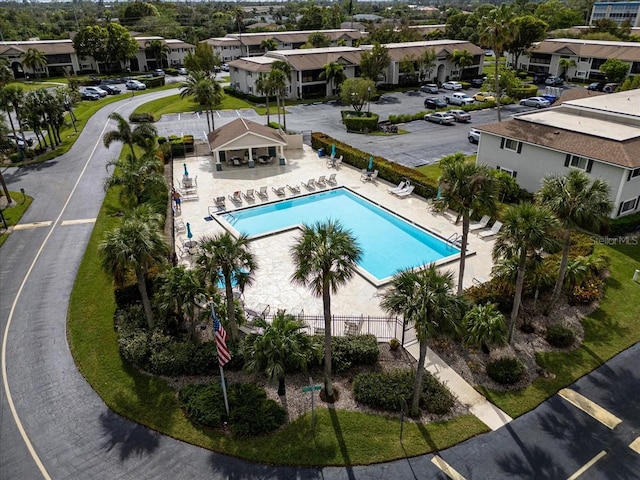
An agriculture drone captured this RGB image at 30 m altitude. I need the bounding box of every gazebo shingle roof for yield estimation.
[207,118,287,151]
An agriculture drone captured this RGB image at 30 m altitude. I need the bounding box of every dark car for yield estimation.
[6,133,34,148]
[101,84,121,95]
[587,82,605,91]
[424,97,447,109]
[470,77,486,88]
[532,73,550,84]
[603,83,619,93]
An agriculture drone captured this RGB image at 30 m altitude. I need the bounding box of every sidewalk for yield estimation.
[404,342,512,431]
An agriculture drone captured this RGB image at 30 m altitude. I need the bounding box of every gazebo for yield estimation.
[207,117,288,170]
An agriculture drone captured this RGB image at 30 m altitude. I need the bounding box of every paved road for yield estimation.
[2,87,638,480]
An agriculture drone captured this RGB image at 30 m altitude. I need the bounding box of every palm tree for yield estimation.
[478,4,518,122]
[255,73,274,125]
[195,232,257,344]
[463,303,507,353]
[242,310,315,396]
[558,58,576,79]
[20,47,48,79]
[290,219,362,401]
[0,64,14,87]
[103,113,158,161]
[380,264,465,417]
[180,71,222,132]
[269,60,291,131]
[260,38,278,52]
[145,39,171,70]
[0,85,26,143]
[536,170,612,315]
[104,152,165,206]
[493,202,560,342]
[319,61,346,96]
[450,49,474,80]
[154,265,207,338]
[437,154,497,294]
[100,206,168,330]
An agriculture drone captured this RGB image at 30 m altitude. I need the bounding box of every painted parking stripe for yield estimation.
[60,218,96,226]
[630,437,640,454]
[431,455,467,480]
[567,450,607,480]
[12,221,52,230]
[558,388,622,429]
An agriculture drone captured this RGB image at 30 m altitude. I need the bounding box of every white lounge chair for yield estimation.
[327,173,337,185]
[478,220,503,239]
[469,215,491,231]
[256,186,268,199]
[393,185,415,197]
[301,179,315,190]
[388,180,408,194]
[214,196,226,207]
[229,191,242,204]
[272,186,286,196]
[316,175,327,187]
[242,189,255,201]
[174,219,186,234]
[287,184,301,194]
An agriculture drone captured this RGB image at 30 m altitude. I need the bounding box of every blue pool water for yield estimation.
[222,188,459,282]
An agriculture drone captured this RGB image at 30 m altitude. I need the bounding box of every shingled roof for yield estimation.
[207,118,287,151]
[531,38,640,62]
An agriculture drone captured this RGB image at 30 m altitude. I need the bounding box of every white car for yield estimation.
[424,112,455,125]
[468,128,481,144]
[519,96,550,108]
[442,81,463,90]
[125,80,147,90]
[84,86,107,97]
[178,67,187,75]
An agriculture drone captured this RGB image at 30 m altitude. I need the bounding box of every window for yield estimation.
[495,166,517,178]
[628,168,640,181]
[570,156,588,170]
[619,198,638,214]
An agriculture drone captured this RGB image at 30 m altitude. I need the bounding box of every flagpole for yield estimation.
[211,301,230,416]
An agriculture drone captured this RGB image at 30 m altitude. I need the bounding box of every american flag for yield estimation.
[211,305,231,367]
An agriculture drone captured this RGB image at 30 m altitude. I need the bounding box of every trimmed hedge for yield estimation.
[353,369,454,414]
[316,334,379,373]
[486,357,526,385]
[129,112,156,123]
[311,132,439,199]
[223,85,266,104]
[179,382,286,436]
[342,111,379,132]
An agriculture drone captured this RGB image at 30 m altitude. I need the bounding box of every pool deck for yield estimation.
[174,144,496,319]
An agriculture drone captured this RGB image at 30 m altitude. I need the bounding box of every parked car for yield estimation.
[444,92,474,106]
[603,83,619,93]
[545,76,564,86]
[6,133,34,148]
[424,97,447,109]
[83,86,107,97]
[587,82,605,91]
[442,81,463,90]
[470,77,486,88]
[484,50,495,57]
[473,91,495,102]
[153,69,165,76]
[519,96,551,108]
[468,128,481,144]
[80,90,100,101]
[420,83,439,94]
[449,109,471,122]
[100,84,121,95]
[125,80,147,90]
[221,63,230,72]
[424,111,455,125]
[540,94,558,105]
[178,67,187,75]
[532,73,550,84]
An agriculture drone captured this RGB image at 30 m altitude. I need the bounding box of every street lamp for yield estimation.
[367,86,371,114]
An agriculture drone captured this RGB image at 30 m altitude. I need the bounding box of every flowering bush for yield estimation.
[569,277,604,305]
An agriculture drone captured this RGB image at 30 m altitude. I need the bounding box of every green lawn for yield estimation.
[479,242,640,417]
[0,192,34,247]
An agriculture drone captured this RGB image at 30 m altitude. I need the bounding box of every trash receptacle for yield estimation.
[317,148,324,157]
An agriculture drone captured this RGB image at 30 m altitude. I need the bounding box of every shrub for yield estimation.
[545,322,575,348]
[569,277,604,305]
[353,369,454,414]
[179,383,227,427]
[323,334,379,373]
[268,122,284,129]
[129,112,156,123]
[464,279,514,313]
[342,112,379,132]
[118,330,149,366]
[607,211,640,236]
[227,383,286,436]
[486,357,526,385]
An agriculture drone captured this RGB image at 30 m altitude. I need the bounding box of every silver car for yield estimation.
[424,112,455,125]
[519,96,551,108]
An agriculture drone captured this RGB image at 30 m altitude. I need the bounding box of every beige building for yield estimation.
[514,38,640,82]
[207,29,364,63]
[475,89,640,218]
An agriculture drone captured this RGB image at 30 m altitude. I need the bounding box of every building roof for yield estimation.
[477,89,640,169]
[207,118,287,151]
[134,36,194,50]
[265,47,362,71]
[361,40,484,61]
[227,56,277,73]
[0,39,76,56]
[207,29,363,48]
[531,38,640,62]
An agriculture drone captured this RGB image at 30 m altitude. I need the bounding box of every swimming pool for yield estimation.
[220,188,459,284]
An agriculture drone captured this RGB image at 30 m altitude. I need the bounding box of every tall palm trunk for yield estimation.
[276,93,282,126]
[322,281,334,400]
[265,94,270,125]
[208,104,215,131]
[223,269,240,343]
[508,252,528,342]
[411,339,428,417]
[494,57,502,122]
[544,231,571,315]
[457,214,470,295]
[281,88,287,131]
[136,270,155,330]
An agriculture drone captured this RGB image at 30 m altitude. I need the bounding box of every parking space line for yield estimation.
[13,221,52,230]
[567,450,607,479]
[60,218,96,226]
[629,437,640,454]
[431,455,467,480]
[558,388,622,429]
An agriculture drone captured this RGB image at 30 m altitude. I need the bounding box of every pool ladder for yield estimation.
[447,232,465,247]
